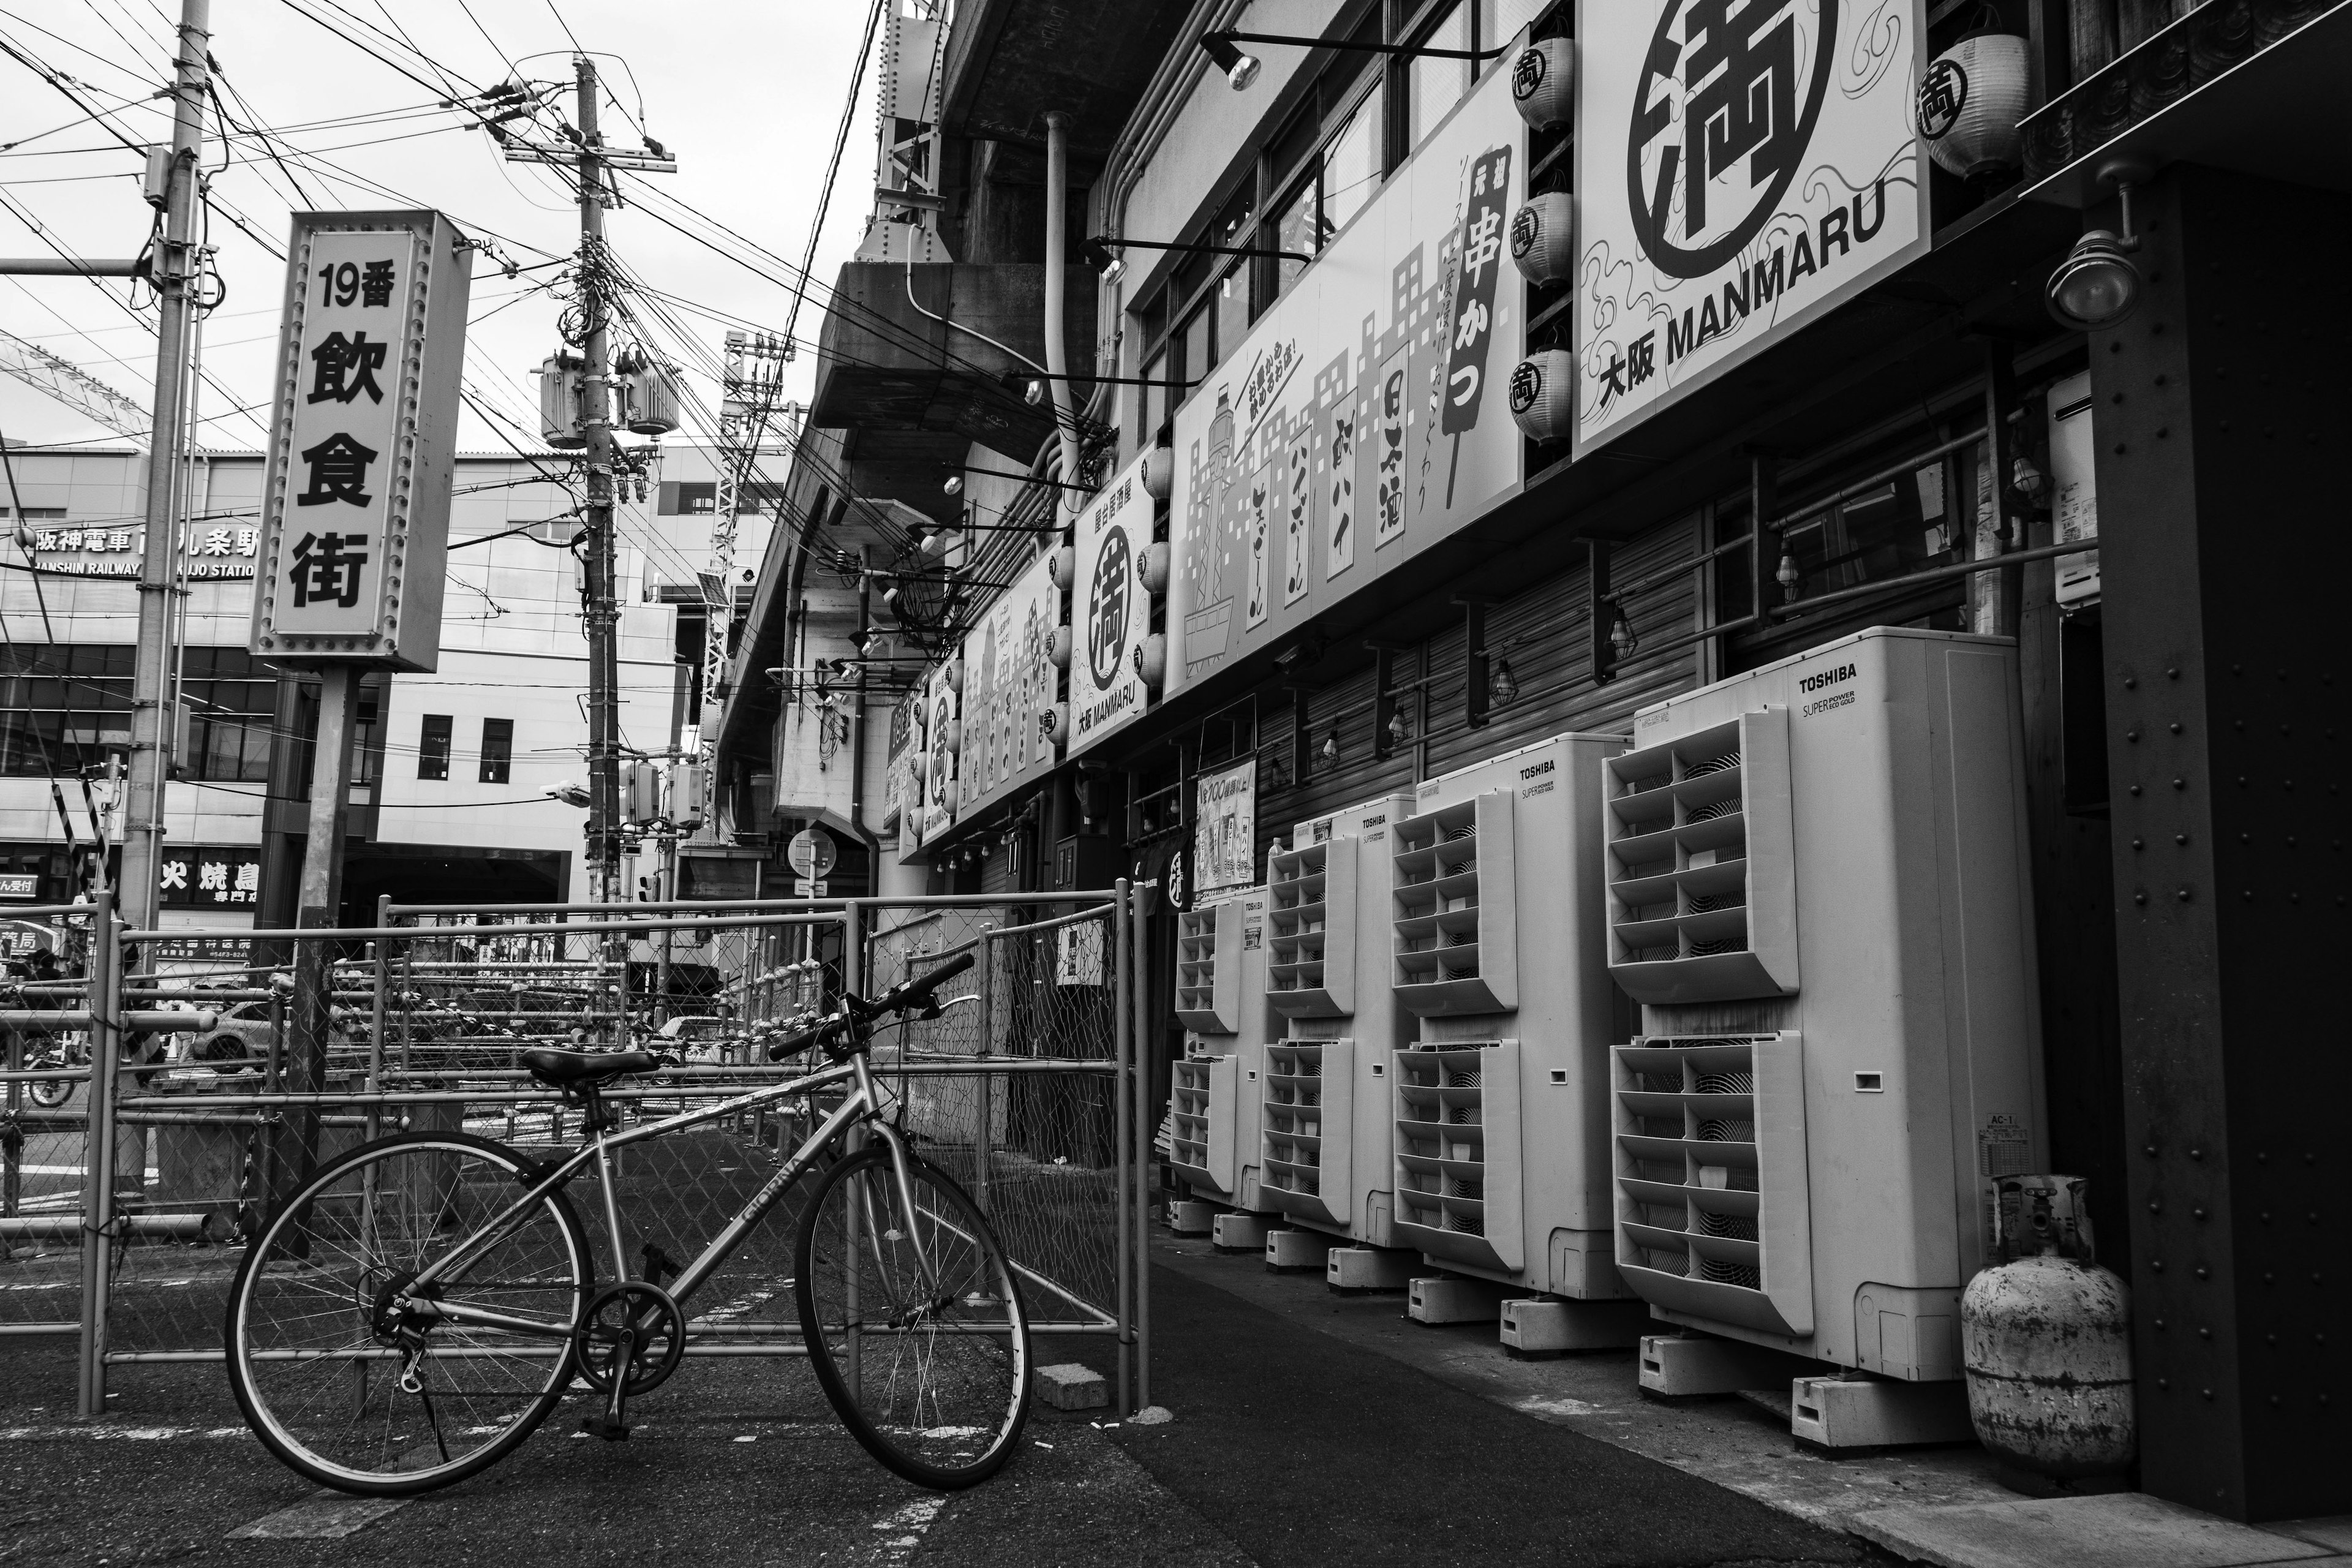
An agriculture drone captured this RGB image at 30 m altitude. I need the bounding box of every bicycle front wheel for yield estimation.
[795,1144,1031,1488]
[224,1131,592,1495]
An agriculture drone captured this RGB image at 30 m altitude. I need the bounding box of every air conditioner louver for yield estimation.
[1392,791,1517,1016]
[1604,709,1799,1003]
[1262,1039,1356,1226]
[1611,1032,1812,1338]
[1175,901,1245,1032]
[1393,1040,1524,1272]
[1267,837,1357,1017]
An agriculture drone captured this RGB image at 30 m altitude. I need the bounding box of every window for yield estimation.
[1140,348,1170,446]
[418,714,452,780]
[0,507,66,519]
[352,694,380,788]
[0,645,133,777]
[1408,2,1473,152]
[658,481,717,515]
[479,717,513,785]
[179,647,277,783]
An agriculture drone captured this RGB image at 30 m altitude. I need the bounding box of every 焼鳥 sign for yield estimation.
[249,210,472,669]
[1574,0,1928,455]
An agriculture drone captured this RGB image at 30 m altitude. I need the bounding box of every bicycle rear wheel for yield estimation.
[795,1144,1031,1488]
[224,1131,592,1495]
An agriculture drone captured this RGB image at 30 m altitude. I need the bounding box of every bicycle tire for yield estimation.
[26,1076,74,1109]
[224,1129,592,1496]
[794,1144,1032,1489]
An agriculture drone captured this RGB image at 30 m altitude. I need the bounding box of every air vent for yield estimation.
[1262,1039,1357,1227]
[1392,1040,1525,1273]
[1392,791,1518,1016]
[1175,900,1244,1033]
[1170,1052,1238,1198]
[1267,836,1358,1017]
[1604,709,1799,1004]
[1611,1031,1812,1338]
[1170,1059,1213,1174]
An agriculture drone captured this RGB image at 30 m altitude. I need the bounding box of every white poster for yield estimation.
[1574,0,1929,456]
[919,660,959,843]
[959,549,1061,813]
[2046,370,2098,605]
[1055,922,1104,986]
[1194,758,1257,895]
[1066,452,1154,759]
[1168,63,1525,698]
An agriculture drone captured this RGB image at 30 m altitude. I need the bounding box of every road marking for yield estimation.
[228,1492,411,1539]
[0,1424,250,1441]
[868,1498,944,1567]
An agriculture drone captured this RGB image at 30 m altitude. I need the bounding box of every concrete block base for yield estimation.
[1638,1332,1814,1396]
[1264,1228,1336,1271]
[1499,1298,1651,1355]
[1408,1275,1506,1325]
[1164,1200,1218,1235]
[1848,1491,2344,1568]
[1790,1374,1973,1449]
[1210,1212,1272,1252]
[1031,1362,1109,1412]
[1326,1246,1416,1293]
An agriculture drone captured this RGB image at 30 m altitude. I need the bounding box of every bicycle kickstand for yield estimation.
[579,1322,637,1441]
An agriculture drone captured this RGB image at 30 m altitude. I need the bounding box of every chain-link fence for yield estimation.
[0,890,1149,1419]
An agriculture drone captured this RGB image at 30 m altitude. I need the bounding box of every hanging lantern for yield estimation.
[1047,542,1077,590]
[1919,32,2030,180]
[940,716,961,755]
[1509,191,1574,287]
[1139,540,1171,595]
[1139,445,1174,502]
[1509,37,1574,131]
[1506,350,1575,445]
[1048,624,1074,669]
[1039,703,1069,747]
[1133,631,1166,690]
[943,656,964,695]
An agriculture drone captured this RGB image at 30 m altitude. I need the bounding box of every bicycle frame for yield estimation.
[403,1047,930,1340]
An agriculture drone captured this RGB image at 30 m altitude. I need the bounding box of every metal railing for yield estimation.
[1,886,1152,1419]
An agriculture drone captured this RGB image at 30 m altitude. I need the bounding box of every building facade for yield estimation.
[714,0,2348,1520]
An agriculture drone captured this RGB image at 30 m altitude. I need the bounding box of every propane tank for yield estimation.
[1961,1175,2135,1481]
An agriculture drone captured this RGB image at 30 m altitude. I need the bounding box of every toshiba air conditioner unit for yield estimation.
[1168,886,1273,1208]
[1605,627,2045,1390]
[1388,733,1634,1307]
[1259,793,1416,1245]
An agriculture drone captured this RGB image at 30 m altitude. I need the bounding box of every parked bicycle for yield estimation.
[223,952,1033,1495]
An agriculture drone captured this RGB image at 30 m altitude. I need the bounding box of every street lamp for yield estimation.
[1199,30,1261,90]
[545,780,591,808]
[2046,160,2149,331]
[1082,234,1313,279]
[1199,26,1508,91]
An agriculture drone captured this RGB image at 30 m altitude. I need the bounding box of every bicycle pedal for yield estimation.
[579,1414,630,1442]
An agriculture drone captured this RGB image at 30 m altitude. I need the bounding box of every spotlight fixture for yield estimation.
[1318,729,1340,766]
[1610,607,1638,662]
[1198,29,1261,90]
[1489,656,1519,705]
[1023,379,1047,407]
[2046,159,2149,331]
[1776,549,1802,603]
[1386,708,1411,747]
[1081,236,1125,284]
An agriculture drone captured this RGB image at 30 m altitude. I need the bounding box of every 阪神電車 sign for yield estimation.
[249,210,472,671]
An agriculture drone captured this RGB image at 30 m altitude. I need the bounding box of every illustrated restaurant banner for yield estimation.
[1574,0,1928,456]
[250,210,472,670]
[1066,452,1154,758]
[959,548,1061,814]
[1167,61,1525,697]
[919,658,960,843]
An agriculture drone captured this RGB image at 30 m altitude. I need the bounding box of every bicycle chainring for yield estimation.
[570,1281,686,1396]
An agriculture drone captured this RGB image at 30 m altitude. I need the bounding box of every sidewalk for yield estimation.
[1148,1229,2351,1568]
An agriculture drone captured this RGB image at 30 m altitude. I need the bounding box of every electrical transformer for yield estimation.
[1605,628,2045,1393]
[1167,884,1273,1210]
[1389,732,1633,1302]
[1259,793,1417,1245]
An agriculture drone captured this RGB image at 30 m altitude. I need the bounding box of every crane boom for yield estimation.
[704,330,792,752]
[0,327,149,440]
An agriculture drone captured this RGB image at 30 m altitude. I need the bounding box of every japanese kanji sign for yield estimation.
[957,546,1061,815]
[1574,0,1928,454]
[157,846,265,910]
[1168,54,1525,698]
[1068,451,1155,760]
[250,210,472,669]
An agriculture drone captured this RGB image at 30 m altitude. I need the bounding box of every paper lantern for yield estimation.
[1048,625,1073,669]
[1047,543,1077,590]
[1919,33,2030,180]
[1510,37,1574,131]
[1509,191,1574,287]
[1507,351,1574,445]
[1134,632,1166,690]
[1140,445,1174,502]
[1139,540,1170,595]
[1039,703,1069,747]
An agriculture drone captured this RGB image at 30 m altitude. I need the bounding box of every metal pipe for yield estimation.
[1042,110,1083,518]
[1114,878,1133,1417]
[1769,537,2086,617]
[77,888,118,1418]
[0,257,145,276]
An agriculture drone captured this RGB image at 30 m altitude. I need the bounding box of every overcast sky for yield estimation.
[0,0,892,456]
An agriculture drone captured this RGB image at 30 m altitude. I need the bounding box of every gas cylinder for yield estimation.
[1961,1175,2135,1479]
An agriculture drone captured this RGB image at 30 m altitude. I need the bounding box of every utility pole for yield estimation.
[118,0,211,935]
[575,55,622,908]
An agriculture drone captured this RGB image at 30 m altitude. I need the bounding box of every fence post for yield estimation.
[76,889,118,1419]
[973,930,994,1217]
[368,895,391,1142]
[1113,881,1133,1417]
[1131,879,1152,1412]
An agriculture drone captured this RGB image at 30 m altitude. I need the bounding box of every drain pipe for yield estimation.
[1042,110,1083,519]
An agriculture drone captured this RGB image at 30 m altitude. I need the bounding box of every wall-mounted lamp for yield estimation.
[1318,729,1340,767]
[1609,606,1638,662]
[2046,159,2150,331]
[1776,548,1803,603]
[1490,657,1519,705]
[1199,27,1507,92]
[1385,707,1411,747]
[1083,234,1313,280]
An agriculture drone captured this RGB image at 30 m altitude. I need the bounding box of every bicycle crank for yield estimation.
[570,1281,686,1398]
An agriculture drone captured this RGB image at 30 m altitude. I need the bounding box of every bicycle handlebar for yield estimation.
[763,952,976,1062]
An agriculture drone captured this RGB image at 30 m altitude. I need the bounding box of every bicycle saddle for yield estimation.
[520,1048,662,1087]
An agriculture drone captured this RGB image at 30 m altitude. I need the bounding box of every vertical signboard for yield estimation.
[919,659,960,843]
[2046,370,2098,604]
[251,210,472,670]
[957,548,1062,812]
[1068,453,1154,757]
[1193,758,1257,896]
[1574,0,1928,456]
[1167,64,1525,698]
